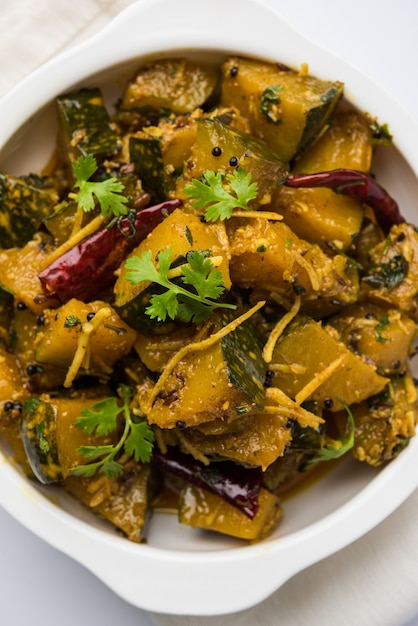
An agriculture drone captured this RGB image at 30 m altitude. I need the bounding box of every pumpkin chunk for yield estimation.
[178,483,282,540]
[269,315,389,411]
[64,461,152,542]
[34,299,137,379]
[220,56,343,162]
[350,375,418,466]
[120,58,219,115]
[363,223,418,319]
[176,411,292,470]
[56,87,120,165]
[227,217,359,310]
[328,302,417,376]
[0,173,58,247]
[21,393,116,483]
[182,118,287,209]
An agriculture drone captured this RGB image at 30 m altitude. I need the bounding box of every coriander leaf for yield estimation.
[184,167,258,222]
[184,171,226,210]
[147,289,179,321]
[125,249,162,285]
[71,385,154,479]
[72,153,96,183]
[72,458,124,479]
[125,421,155,463]
[304,401,355,470]
[154,246,172,281]
[70,463,100,478]
[181,250,225,301]
[100,458,124,479]
[176,298,217,325]
[75,444,115,460]
[91,178,128,217]
[75,397,121,436]
[72,154,129,218]
[124,247,237,323]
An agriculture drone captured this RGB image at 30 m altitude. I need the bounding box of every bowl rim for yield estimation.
[0,0,418,615]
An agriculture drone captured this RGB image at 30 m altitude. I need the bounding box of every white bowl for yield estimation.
[1,0,418,616]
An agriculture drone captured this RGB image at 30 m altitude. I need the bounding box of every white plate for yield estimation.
[1,0,418,616]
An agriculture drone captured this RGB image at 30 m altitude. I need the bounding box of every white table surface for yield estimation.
[1,1,418,625]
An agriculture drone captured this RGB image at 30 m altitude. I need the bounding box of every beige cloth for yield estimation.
[1,1,418,625]
[0,0,133,97]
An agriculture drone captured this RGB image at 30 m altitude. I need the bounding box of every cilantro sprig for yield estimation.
[184,167,258,222]
[71,385,154,479]
[125,247,236,324]
[72,154,129,218]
